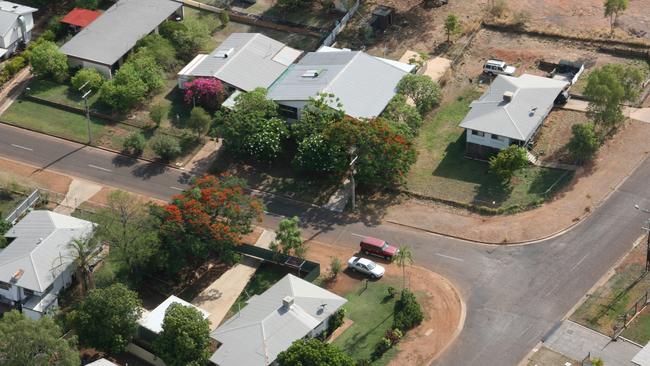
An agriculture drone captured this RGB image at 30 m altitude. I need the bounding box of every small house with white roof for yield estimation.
[0,1,37,59]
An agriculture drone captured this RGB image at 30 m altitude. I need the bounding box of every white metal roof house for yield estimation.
[177,33,301,92]
[0,210,95,319]
[459,74,568,159]
[0,1,37,59]
[59,0,183,78]
[209,274,347,366]
[267,47,413,120]
[138,295,210,335]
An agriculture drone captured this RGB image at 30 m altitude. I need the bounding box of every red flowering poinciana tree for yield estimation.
[157,174,263,269]
[183,78,224,111]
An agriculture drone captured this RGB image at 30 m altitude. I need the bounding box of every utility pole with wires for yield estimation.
[78,81,93,145]
[348,146,358,211]
[634,204,650,272]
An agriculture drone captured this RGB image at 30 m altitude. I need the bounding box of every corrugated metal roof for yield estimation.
[209,274,347,366]
[59,0,181,66]
[138,295,210,334]
[459,74,568,141]
[178,33,301,92]
[60,8,102,28]
[0,211,95,292]
[267,50,409,119]
[633,341,650,366]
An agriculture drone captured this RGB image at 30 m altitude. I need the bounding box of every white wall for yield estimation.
[0,13,34,52]
[466,129,514,150]
[68,57,112,78]
[0,283,19,303]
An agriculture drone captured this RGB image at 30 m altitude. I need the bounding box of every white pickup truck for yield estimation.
[550,60,585,85]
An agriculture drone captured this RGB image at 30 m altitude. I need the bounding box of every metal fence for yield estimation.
[321,0,360,47]
[4,189,39,224]
[612,289,650,340]
[235,243,320,282]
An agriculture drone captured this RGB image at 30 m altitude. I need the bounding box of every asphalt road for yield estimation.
[1,123,649,366]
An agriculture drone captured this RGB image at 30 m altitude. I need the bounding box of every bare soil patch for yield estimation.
[0,156,71,195]
[534,110,590,164]
[306,241,463,365]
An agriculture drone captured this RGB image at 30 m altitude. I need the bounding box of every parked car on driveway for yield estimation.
[347,256,385,279]
[360,237,399,260]
[483,59,516,76]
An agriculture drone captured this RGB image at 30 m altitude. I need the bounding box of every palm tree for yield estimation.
[67,235,102,295]
[394,246,413,289]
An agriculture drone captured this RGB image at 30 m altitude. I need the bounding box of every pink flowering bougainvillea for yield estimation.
[183,77,224,111]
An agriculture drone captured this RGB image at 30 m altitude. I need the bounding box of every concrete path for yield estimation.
[562,99,650,123]
[191,230,276,329]
[323,178,351,213]
[543,320,640,366]
[53,178,102,215]
[186,138,221,175]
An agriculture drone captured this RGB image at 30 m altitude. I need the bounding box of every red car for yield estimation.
[359,237,399,260]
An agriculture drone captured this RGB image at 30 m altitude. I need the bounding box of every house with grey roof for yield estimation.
[177,33,301,92]
[59,0,183,78]
[209,274,347,366]
[0,210,95,320]
[267,47,413,120]
[459,74,569,159]
[0,1,37,59]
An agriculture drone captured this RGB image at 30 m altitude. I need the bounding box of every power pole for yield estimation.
[78,81,93,145]
[349,147,358,211]
[634,205,650,272]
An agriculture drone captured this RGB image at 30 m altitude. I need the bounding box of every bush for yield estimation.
[29,40,68,82]
[330,257,342,279]
[512,10,531,29]
[393,289,424,331]
[568,123,599,164]
[488,145,528,183]
[149,103,167,126]
[135,34,178,72]
[382,94,422,134]
[94,263,116,288]
[76,0,98,9]
[188,106,212,137]
[488,0,508,18]
[396,74,442,114]
[150,134,181,161]
[385,328,403,344]
[71,68,104,92]
[5,56,26,75]
[387,286,397,298]
[328,308,345,334]
[122,132,146,155]
[219,11,229,25]
[373,337,392,359]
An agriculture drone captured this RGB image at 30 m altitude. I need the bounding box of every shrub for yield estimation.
[71,68,104,92]
[393,289,424,331]
[488,0,508,18]
[29,40,68,82]
[512,10,531,29]
[219,11,230,26]
[328,308,345,334]
[150,134,181,161]
[382,94,422,134]
[122,132,146,155]
[149,103,167,126]
[135,34,178,72]
[387,286,397,298]
[373,337,392,359]
[488,145,528,183]
[188,106,212,137]
[396,74,442,114]
[5,56,26,75]
[568,123,599,164]
[385,328,403,344]
[330,257,342,279]
[94,263,116,288]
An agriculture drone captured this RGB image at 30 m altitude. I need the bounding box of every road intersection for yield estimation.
[1,123,649,365]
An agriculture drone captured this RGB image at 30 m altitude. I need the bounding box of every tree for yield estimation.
[330,257,342,279]
[68,283,142,354]
[162,19,211,61]
[407,52,429,69]
[604,0,628,34]
[75,0,98,9]
[293,133,346,174]
[188,107,212,137]
[382,94,423,135]
[71,68,104,92]
[67,235,102,295]
[122,132,146,155]
[568,123,600,164]
[396,74,442,114]
[29,41,68,82]
[583,64,643,131]
[394,246,413,289]
[150,103,167,126]
[393,289,424,331]
[128,52,165,94]
[291,93,345,141]
[488,145,528,183]
[277,339,355,366]
[0,310,79,366]
[95,191,160,281]
[183,78,224,111]
[270,216,306,258]
[154,304,211,366]
[135,34,179,71]
[276,0,309,10]
[155,175,263,271]
[444,14,461,42]
[151,134,182,161]
[99,64,148,111]
[217,88,288,160]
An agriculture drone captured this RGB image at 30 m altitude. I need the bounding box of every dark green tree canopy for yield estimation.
[277,339,355,366]
[154,304,211,366]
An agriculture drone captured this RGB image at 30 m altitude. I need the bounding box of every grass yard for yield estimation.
[406,87,573,211]
[1,99,109,143]
[570,243,650,339]
[333,281,400,365]
[28,79,104,112]
[225,262,291,320]
[533,110,589,164]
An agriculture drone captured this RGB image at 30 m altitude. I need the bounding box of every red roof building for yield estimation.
[60,8,102,28]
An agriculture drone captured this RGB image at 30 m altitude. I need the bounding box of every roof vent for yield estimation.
[503,91,514,103]
[213,48,234,59]
[37,237,43,244]
[12,269,24,282]
[301,69,320,78]
[282,296,295,308]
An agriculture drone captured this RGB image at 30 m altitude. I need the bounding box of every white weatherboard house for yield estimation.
[0,211,95,319]
[267,46,414,120]
[459,74,568,159]
[138,295,210,336]
[177,33,301,92]
[209,274,347,366]
[0,1,36,59]
[59,0,183,78]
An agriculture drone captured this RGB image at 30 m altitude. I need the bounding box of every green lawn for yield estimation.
[27,79,103,112]
[333,281,399,364]
[622,307,650,344]
[1,99,109,143]
[225,262,291,320]
[406,87,573,212]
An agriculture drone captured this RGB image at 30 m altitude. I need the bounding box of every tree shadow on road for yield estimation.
[131,162,168,180]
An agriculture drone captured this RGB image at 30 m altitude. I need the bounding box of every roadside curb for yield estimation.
[387,152,649,246]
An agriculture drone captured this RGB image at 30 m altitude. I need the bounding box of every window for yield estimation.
[471,130,485,137]
[23,288,34,297]
[278,105,298,120]
[0,282,10,290]
[491,134,502,140]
